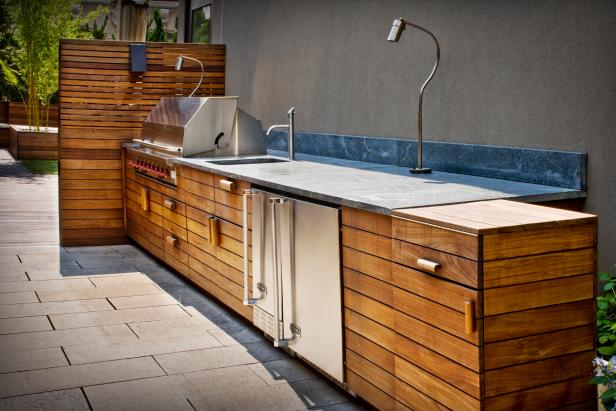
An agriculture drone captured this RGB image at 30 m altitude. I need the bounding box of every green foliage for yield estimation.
[191,6,211,43]
[146,8,168,42]
[598,269,616,356]
[85,8,110,40]
[593,357,616,411]
[0,1,23,101]
[4,1,100,130]
[20,159,58,175]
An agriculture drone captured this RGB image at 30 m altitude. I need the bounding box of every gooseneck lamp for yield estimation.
[388,17,440,174]
[175,55,205,97]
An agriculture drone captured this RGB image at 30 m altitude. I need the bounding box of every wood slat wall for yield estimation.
[58,39,225,246]
[8,102,59,127]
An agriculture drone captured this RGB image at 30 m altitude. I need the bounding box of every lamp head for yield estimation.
[387,18,406,42]
[175,56,184,71]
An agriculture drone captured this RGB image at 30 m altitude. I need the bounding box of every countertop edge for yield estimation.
[168,156,585,216]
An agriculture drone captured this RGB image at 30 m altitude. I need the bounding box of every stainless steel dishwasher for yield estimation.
[242,189,344,383]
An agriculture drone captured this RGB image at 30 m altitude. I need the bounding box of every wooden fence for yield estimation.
[59,39,225,246]
[8,102,59,127]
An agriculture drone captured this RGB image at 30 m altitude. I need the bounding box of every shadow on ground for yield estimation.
[57,245,365,410]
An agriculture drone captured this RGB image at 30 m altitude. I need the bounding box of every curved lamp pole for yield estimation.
[175,55,205,97]
[388,17,440,174]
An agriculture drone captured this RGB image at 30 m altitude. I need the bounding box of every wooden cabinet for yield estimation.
[125,153,598,409]
[342,201,597,410]
[125,155,254,321]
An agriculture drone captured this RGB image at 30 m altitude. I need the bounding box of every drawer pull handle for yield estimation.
[417,258,441,273]
[219,179,236,191]
[465,301,474,335]
[166,235,178,247]
[209,217,220,247]
[140,187,150,212]
[163,198,176,209]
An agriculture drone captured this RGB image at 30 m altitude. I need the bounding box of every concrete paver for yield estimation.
[127,315,220,338]
[0,299,113,319]
[0,316,53,334]
[0,278,94,293]
[84,375,193,411]
[249,358,319,386]
[0,291,39,305]
[0,272,29,281]
[0,324,137,351]
[0,389,90,411]
[0,357,165,398]
[64,330,222,364]
[154,340,286,374]
[0,347,68,373]
[108,292,178,309]
[49,304,190,329]
[37,283,162,302]
[0,151,362,410]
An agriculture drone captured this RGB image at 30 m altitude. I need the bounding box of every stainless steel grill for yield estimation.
[127,96,267,186]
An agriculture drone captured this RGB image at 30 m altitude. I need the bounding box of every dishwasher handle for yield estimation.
[242,189,262,305]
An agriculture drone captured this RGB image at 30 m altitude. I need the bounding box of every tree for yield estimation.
[146,8,167,42]
[0,1,23,102]
[6,0,93,130]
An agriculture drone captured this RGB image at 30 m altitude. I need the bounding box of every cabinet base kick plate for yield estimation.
[253,307,276,338]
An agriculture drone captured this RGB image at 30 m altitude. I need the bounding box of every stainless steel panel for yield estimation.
[251,189,343,383]
[137,96,238,157]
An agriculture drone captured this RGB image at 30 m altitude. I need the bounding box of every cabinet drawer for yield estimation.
[213,173,250,196]
[177,176,215,200]
[392,263,481,317]
[177,165,214,185]
[392,239,479,288]
[164,229,189,265]
[392,216,479,260]
[215,187,251,213]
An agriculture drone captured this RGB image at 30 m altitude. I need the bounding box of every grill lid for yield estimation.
[137,96,238,157]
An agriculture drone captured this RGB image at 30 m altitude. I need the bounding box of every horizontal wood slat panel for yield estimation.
[483,376,596,410]
[346,349,395,398]
[483,299,595,343]
[8,102,58,127]
[482,247,596,288]
[484,324,594,370]
[395,379,449,411]
[484,350,595,397]
[395,356,480,411]
[342,226,391,260]
[392,263,480,316]
[395,333,481,399]
[346,370,396,411]
[483,273,594,316]
[482,223,596,260]
[59,39,225,246]
[392,216,479,260]
[392,239,479,288]
[342,206,392,237]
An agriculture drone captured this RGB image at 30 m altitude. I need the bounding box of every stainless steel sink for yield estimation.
[204,157,290,166]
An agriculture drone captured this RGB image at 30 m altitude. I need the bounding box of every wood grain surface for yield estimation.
[59,40,225,246]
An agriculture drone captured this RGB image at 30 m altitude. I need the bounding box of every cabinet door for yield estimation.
[280,196,343,383]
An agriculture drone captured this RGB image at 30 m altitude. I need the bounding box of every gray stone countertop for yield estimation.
[169,150,583,215]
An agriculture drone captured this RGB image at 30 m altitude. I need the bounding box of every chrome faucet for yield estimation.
[266,107,295,160]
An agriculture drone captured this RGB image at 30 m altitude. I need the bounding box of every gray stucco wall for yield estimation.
[212,0,616,271]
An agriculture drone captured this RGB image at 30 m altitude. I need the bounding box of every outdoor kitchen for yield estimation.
[0,1,613,410]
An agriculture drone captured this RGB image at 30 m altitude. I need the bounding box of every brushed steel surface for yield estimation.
[251,189,343,382]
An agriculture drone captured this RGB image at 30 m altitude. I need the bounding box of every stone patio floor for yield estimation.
[0,150,363,410]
